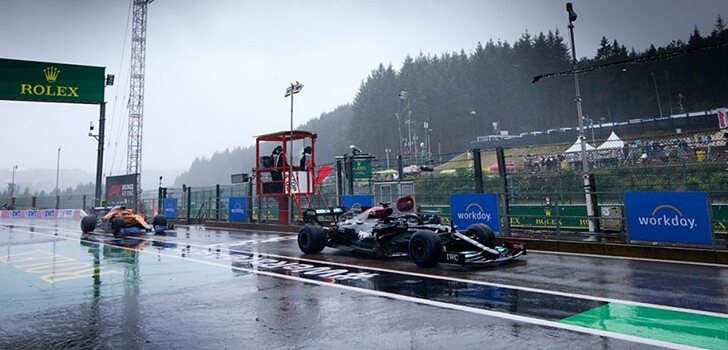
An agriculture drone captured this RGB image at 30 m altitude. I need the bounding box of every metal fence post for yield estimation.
[555,195,562,236]
[397,154,404,181]
[335,159,343,205]
[586,173,600,232]
[186,187,192,225]
[708,192,718,249]
[257,196,263,223]
[215,184,221,221]
[55,195,60,210]
[496,146,511,234]
[472,148,483,193]
[32,196,37,209]
[247,180,254,222]
[346,157,354,195]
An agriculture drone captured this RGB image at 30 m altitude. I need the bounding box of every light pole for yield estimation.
[394,113,403,156]
[10,165,18,200]
[405,118,414,156]
[397,90,407,156]
[412,134,419,162]
[677,93,685,113]
[585,117,595,142]
[385,149,391,169]
[423,121,429,160]
[55,146,61,197]
[651,72,663,118]
[665,71,673,116]
[285,81,303,223]
[469,110,479,138]
[566,2,596,232]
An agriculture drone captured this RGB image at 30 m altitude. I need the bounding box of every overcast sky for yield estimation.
[1,0,726,183]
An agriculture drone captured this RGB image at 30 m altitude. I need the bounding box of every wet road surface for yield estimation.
[1,219,727,349]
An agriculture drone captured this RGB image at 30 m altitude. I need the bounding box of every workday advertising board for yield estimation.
[450,193,501,232]
[229,197,248,222]
[625,192,713,245]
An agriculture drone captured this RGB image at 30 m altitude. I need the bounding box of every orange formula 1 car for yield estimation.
[81,205,171,237]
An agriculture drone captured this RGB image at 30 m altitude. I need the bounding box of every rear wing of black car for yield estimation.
[303,207,347,224]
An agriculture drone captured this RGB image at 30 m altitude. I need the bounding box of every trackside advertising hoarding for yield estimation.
[163,198,177,219]
[450,193,501,233]
[0,58,105,104]
[625,192,713,245]
[341,194,373,210]
[0,209,83,220]
[105,174,138,208]
[229,197,248,222]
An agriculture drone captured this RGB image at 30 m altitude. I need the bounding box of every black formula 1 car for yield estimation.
[298,198,526,267]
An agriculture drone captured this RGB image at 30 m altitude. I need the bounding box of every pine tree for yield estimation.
[712,15,726,37]
[688,26,702,46]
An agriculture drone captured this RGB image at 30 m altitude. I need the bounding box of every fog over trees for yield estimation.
[173,16,727,188]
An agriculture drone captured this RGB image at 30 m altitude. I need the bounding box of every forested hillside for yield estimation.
[175,16,727,186]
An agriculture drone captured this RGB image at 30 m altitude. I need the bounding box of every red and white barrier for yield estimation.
[0,209,87,220]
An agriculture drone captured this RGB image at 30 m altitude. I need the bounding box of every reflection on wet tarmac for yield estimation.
[1,220,726,349]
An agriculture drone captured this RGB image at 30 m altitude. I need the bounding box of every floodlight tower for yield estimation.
[127,0,155,207]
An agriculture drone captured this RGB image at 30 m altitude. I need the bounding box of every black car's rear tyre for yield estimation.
[465,223,496,248]
[408,230,442,267]
[153,215,167,227]
[298,225,327,254]
[81,215,97,233]
[111,218,126,237]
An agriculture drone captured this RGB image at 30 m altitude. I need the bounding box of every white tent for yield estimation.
[597,131,624,150]
[564,138,595,153]
[403,165,421,174]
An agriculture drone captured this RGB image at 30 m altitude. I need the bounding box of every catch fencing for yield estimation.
[3,129,726,245]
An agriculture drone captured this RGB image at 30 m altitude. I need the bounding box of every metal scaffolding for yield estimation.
[127,0,154,204]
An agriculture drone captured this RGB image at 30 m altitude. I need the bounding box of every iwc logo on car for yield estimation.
[19,66,80,98]
[637,204,696,229]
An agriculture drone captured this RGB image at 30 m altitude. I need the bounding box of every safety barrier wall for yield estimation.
[0,209,86,220]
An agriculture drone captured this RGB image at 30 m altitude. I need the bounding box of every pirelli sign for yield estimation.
[0,58,105,104]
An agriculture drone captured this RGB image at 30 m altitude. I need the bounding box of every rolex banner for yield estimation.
[105,174,138,208]
[0,58,105,104]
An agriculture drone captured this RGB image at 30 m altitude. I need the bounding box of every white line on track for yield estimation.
[530,249,728,268]
[5,222,728,319]
[203,236,296,248]
[2,226,702,350]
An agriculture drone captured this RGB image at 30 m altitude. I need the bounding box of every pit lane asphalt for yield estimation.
[1,219,726,349]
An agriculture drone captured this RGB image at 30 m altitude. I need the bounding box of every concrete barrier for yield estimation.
[0,209,87,220]
[497,237,726,265]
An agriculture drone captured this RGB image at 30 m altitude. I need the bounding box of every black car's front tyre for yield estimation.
[409,230,442,267]
[298,225,327,254]
[81,215,97,233]
[465,223,496,248]
[152,215,167,227]
[111,218,126,237]
[153,215,168,233]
